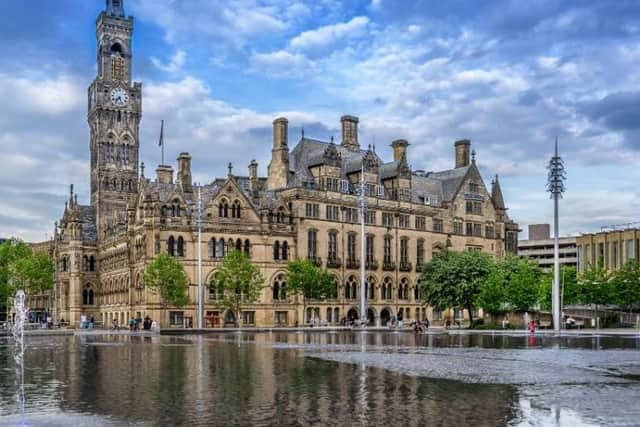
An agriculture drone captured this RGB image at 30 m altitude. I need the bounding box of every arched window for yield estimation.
[382,276,393,300]
[326,307,333,323]
[89,256,95,272]
[232,200,241,218]
[219,199,229,218]
[83,285,94,305]
[334,307,339,323]
[244,239,250,256]
[274,241,280,260]
[209,238,216,258]
[177,236,185,257]
[217,238,225,258]
[414,284,421,301]
[167,236,175,256]
[345,276,357,300]
[235,238,242,252]
[282,241,288,260]
[273,273,287,301]
[417,239,425,270]
[307,230,318,259]
[398,277,409,300]
[276,207,285,223]
[83,255,89,272]
[227,239,234,255]
[366,276,376,300]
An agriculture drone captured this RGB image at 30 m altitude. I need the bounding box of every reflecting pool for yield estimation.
[1,331,640,426]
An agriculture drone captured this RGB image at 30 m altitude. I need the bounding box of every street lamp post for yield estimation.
[359,160,367,326]
[547,138,566,333]
[196,185,204,329]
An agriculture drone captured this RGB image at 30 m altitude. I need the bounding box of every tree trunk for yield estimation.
[466,305,474,327]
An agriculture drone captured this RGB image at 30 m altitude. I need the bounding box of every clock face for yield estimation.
[110,87,129,107]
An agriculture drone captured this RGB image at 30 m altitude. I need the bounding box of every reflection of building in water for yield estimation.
[3,334,519,424]
[39,0,518,328]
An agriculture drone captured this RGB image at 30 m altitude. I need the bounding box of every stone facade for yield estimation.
[576,228,640,273]
[44,1,519,328]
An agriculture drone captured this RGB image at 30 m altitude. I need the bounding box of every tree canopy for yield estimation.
[143,253,190,308]
[286,258,337,301]
[419,250,493,324]
[0,239,54,301]
[212,250,264,326]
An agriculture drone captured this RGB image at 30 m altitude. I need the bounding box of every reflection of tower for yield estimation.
[89,0,141,232]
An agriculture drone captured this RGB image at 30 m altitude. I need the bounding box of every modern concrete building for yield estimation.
[576,227,640,273]
[39,1,519,328]
[518,224,577,270]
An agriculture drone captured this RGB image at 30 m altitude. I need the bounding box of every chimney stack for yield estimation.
[248,159,258,193]
[341,115,359,151]
[267,117,290,190]
[177,152,192,192]
[391,139,409,162]
[156,165,174,184]
[454,139,471,168]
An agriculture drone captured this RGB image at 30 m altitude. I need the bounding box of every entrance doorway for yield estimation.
[224,311,236,327]
[380,308,392,326]
[346,308,359,323]
[366,308,376,326]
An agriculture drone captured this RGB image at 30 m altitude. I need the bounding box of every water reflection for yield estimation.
[0,331,639,426]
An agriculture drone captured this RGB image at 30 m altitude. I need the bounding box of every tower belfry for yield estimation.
[89,0,141,235]
[106,0,125,17]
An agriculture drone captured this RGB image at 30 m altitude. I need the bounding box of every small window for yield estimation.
[242,311,255,325]
[169,311,184,326]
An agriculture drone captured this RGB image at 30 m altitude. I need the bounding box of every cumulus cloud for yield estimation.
[249,50,315,75]
[151,50,186,73]
[290,16,370,51]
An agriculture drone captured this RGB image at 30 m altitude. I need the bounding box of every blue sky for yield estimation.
[1,0,640,241]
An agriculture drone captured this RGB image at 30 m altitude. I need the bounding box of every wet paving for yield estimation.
[0,331,639,426]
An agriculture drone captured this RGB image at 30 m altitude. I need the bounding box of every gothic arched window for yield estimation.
[209,238,216,258]
[282,241,289,260]
[177,236,185,257]
[217,238,225,258]
[232,200,241,218]
[273,273,286,301]
[167,236,175,256]
[219,199,229,218]
[244,239,250,257]
[274,241,280,260]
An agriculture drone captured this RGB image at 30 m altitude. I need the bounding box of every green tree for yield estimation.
[0,238,54,301]
[143,253,190,308]
[579,265,614,320]
[420,250,493,324]
[213,250,264,327]
[476,268,507,316]
[538,266,579,311]
[612,261,640,312]
[285,258,337,323]
[504,258,541,312]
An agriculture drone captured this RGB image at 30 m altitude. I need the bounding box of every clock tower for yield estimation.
[89,0,141,233]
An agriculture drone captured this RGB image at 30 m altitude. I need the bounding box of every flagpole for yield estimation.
[160,120,165,165]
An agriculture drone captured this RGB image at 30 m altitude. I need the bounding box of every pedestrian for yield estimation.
[89,316,95,329]
[129,317,135,331]
[528,320,536,334]
[112,318,118,330]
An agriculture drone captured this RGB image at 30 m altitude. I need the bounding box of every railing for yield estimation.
[346,258,360,269]
[326,257,342,268]
[399,261,412,272]
[365,259,379,270]
[382,261,396,271]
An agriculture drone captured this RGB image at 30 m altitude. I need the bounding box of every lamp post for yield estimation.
[359,159,367,326]
[196,185,204,329]
[547,138,566,333]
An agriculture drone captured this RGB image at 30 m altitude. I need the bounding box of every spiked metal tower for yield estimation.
[547,138,566,332]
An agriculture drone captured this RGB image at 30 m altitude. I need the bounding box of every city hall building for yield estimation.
[46,1,518,327]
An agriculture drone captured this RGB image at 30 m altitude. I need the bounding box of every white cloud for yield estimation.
[290,16,370,50]
[151,50,186,73]
[249,50,315,75]
[0,73,83,115]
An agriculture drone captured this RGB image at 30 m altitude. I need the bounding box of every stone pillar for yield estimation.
[248,159,258,193]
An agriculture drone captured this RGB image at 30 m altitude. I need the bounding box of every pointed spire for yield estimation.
[140,161,145,178]
[106,0,125,17]
[301,127,305,139]
[69,184,74,206]
[491,174,505,210]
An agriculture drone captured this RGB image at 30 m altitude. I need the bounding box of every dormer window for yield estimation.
[468,182,480,194]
